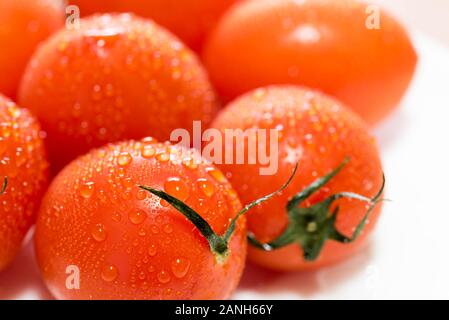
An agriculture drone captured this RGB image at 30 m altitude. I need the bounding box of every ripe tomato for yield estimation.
[0,0,64,99]
[35,139,246,299]
[203,0,417,125]
[18,14,219,173]
[69,0,239,51]
[210,86,384,271]
[0,94,49,271]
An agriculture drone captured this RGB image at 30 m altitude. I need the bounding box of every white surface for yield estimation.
[373,0,449,46]
[1,33,448,300]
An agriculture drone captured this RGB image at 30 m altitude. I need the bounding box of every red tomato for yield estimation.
[35,139,246,299]
[210,86,384,271]
[69,0,239,51]
[18,14,219,173]
[0,0,64,99]
[0,94,49,271]
[203,0,417,125]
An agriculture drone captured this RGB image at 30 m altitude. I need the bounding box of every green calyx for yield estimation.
[1,177,7,195]
[139,163,298,265]
[248,158,385,261]
[139,158,385,264]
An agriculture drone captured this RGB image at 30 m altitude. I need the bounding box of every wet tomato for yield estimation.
[203,0,417,125]
[210,86,384,271]
[18,14,219,173]
[0,94,49,271]
[35,139,246,299]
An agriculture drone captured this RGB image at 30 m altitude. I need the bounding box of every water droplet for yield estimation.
[142,137,158,144]
[151,225,160,234]
[157,270,171,284]
[156,152,169,162]
[163,224,173,234]
[142,145,156,158]
[196,178,215,197]
[164,177,189,201]
[101,264,118,282]
[171,258,190,278]
[80,182,95,198]
[148,244,157,256]
[136,189,147,200]
[129,209,147,225]
[111,212,122,222]
[117,152,132,166]
[91,223,107,242]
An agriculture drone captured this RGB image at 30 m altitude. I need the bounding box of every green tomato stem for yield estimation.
[139,163,299,264]
[248,159,386,261]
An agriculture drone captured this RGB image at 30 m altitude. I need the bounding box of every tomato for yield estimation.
[69,0,239,51]
[210,86,384,271]
[18,14,219,173]
[0,94,49,271]
[34,139,246,299]
[0,0,64,99]
[203,0,417,125]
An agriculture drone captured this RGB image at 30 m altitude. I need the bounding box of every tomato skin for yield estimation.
[69,0,239,51]
[203,0,417,125]
[18,14,219,173]
[210,86,383,271]
[0,0,64,99]
[0,94,49,271]
[35,139,246,299]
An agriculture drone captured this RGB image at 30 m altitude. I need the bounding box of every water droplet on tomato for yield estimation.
[196,178,215,197]
[164,177,189,201]
[80,182,95,198]
[136,189,147,200]
[142,145,156,158]
[163,224,173,234]
[171,258,190,279]
[129,209,147,225]
[142,137,158,144]
[101,264,118,282]
[148,244,157,256]
[91,224,107,242]
[117,152,132,166]
[157,270,171,284]
[111,212,121,222]
[156,152,169,162]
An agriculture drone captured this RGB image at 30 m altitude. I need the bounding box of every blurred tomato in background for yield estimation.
[203,0,417,125]
[69,0,239,52]
[0,0,64,99]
